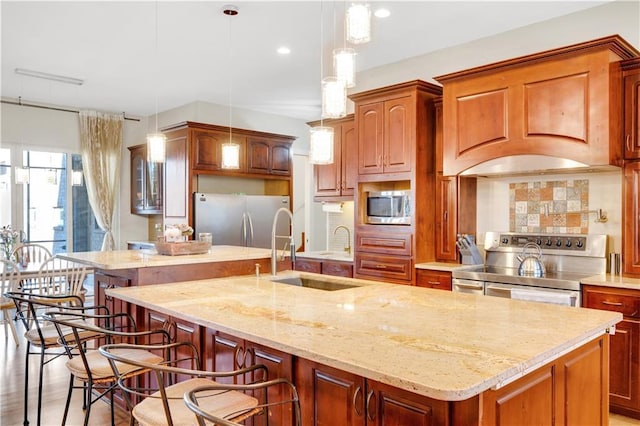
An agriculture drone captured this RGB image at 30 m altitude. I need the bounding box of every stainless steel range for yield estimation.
[452,231,608,307]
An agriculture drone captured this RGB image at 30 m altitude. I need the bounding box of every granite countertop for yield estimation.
[581,273,640,290]
[106,271,620,401]
[296,250,354,262]
[58,245,273,270]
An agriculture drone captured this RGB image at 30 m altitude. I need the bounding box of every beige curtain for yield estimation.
[78,111,123,251]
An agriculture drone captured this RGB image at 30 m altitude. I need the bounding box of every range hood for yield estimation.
[459,155,621,177]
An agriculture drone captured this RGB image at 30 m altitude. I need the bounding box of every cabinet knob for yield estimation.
[626,134,631,152]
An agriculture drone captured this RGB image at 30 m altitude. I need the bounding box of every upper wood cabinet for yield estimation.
[623,58,640,159]
[247,137,292,176]
[435,35,639,176]
[308,115,357,200]
[160,121,295,227]
[191,129,247,172]
[350,80,441,180]
[128,144,163,215]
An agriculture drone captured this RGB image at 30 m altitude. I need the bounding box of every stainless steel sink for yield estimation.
[271,277,358,291]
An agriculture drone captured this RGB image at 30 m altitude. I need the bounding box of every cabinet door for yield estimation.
[623,162,640,275]
[164,132,189,223]
[358,102,384,175]
[321,261,353,278]
[341,121,357,196]
[366,380,447,426]
[294,259,322,274]
[211,331,245,384]
[415,269,452,291]
[609,319,640,413]
[295,358,366,426]
[383,96,413,174]
[247,138,271,174]
[623,67,640,159]
[129,145,163,215]
[435,175,457,261]
[191,129,246,172]
[246,342,294,426]
[270,142,291,175]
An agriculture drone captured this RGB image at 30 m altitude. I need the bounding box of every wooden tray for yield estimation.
[155,241,210,256]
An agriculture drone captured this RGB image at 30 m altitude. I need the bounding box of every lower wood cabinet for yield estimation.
[203,330,295,426]
[354,229,413,284]
[294,258,354,278]
[583,285,640,419]
[415,269,452,291]
[623,161,640,276]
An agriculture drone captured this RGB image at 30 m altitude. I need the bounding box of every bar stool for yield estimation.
[0,259,21,345]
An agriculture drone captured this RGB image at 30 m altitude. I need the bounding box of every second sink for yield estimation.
[272,276,358,291]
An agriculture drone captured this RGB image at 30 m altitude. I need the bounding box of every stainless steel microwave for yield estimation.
[365,190,411,225]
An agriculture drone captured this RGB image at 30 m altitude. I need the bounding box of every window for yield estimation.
[4,147,103,255]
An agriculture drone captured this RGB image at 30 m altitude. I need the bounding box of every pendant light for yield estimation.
[221,4,240,169]
[147,1,166,163]
[333,47,356,88]
[346,3,371,45]
[321,2,347,119]
[309,1,335,165]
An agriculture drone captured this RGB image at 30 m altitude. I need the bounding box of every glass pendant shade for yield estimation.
[333,48,356,88]
[221,141,240,169]
[346,3,371,44]
[321,77,347,119]
[309,126,335,165]
[147,133,166,163]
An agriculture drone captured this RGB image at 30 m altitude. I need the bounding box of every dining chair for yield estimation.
[0,259,21,346]
[5,291,99,426]
[44,310,171,426]
[11,243,52,267]
[99,341,297,426]
[36,255,88,302]
[184,380,302,426]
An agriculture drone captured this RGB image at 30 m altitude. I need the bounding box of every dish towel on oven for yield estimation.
[510,288,573,306]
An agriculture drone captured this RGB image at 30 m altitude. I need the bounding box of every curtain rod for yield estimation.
[1,97,141,122]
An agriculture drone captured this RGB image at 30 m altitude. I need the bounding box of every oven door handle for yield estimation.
[485,285,511,293]
[455,283,484,290]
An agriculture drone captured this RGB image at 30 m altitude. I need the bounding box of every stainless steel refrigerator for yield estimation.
[193,193,291,249]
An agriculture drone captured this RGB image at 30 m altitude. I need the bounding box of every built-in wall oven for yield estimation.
[452,232,608,307]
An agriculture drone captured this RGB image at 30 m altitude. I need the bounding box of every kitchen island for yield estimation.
[107,271,621,425]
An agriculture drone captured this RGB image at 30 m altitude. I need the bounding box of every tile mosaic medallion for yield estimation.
[509,179,589,234]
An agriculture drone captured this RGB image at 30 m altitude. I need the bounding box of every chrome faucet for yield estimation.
[271,207,295,276]
[333,225,351,255]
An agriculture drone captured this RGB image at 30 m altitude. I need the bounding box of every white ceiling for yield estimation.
[1,1,611,121]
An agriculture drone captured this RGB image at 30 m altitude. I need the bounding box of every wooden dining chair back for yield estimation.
[36,255,88,302]
[5,291,91,426]
[12,243,52,266]
[44,310,171,426]
[0,259,21,346]
[99,341,284,426]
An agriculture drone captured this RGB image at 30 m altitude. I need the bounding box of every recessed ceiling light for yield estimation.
[374,8,390,18]
[277,46,291,55]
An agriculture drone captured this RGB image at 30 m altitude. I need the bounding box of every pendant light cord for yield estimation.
[228,10,233,141]
[154,0,159,134]
[320,0,324,127]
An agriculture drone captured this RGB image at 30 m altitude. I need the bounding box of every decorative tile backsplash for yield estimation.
[509,179,589,234]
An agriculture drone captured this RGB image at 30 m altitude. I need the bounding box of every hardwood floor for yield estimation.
[1,310,639,425]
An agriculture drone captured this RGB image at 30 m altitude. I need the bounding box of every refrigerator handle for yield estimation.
[246,212,255,247]
[241,212,247,246]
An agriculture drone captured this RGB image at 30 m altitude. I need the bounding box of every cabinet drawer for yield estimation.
[356,231,412,256]
[416,270,452,291]
[583,287,640,318]
[355,254,412,282]
[321,261,353,278]
[294,259,322,274]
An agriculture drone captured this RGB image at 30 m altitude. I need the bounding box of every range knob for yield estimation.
[501,237,509,245]
[535,238,542,245]
[545,239,553,246]
[565,240,572,248]
[576,240,584,248]
[555,239,563,247]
